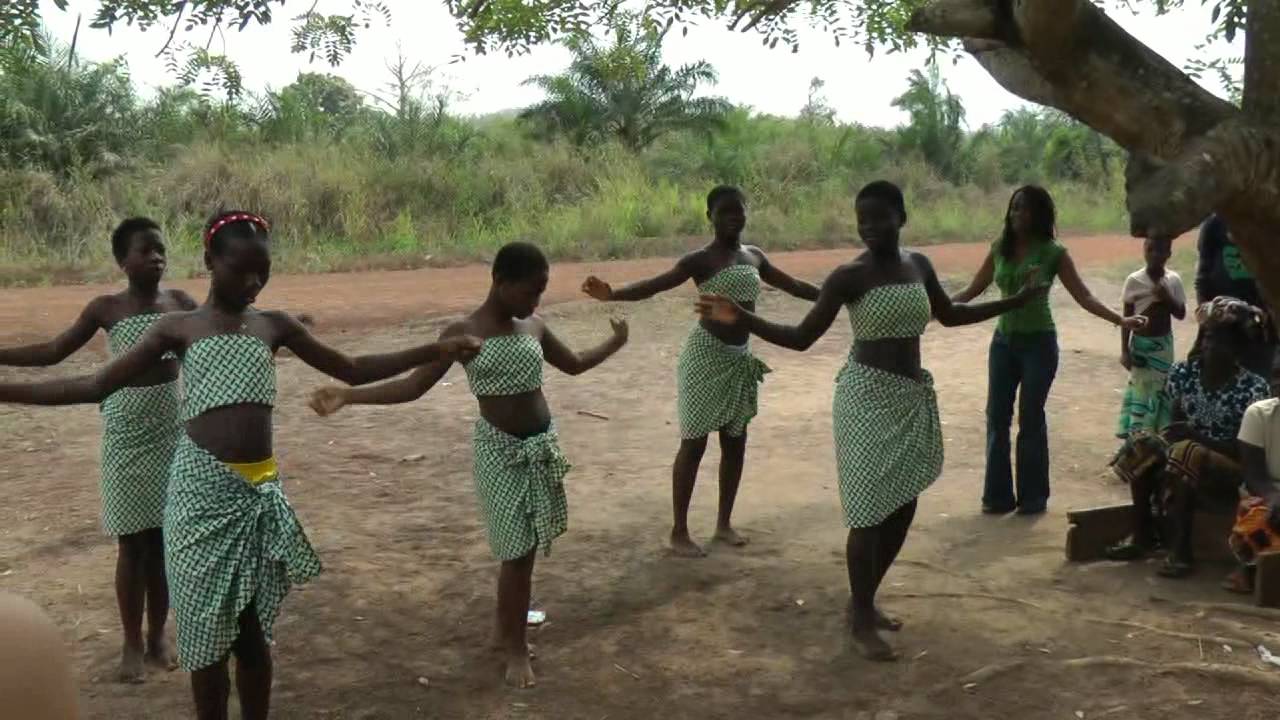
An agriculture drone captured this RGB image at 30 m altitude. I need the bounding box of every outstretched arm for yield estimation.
[1059,251,1142,328]
[308,324,466,415]
[0,300,102,367]
[756,251,820,301]
[950,251,996,303]
[916,253,1040,328]
[542,318,628,376]
[583,260,692,302]
[697,267,849,351]
[277,313,479,386]
[0,321,179,405]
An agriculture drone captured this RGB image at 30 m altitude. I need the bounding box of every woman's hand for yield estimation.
[610,318,629,346]
[439,335,483,363]
[695,294,742,326]
[582,276,613,302]
[1120,316,1149,331]
[309,387,348,417]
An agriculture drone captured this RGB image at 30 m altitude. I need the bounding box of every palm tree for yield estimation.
[891,65,967,181]
[520,15,731,151]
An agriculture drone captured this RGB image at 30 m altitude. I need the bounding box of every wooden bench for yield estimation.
[1066,503,1280,608]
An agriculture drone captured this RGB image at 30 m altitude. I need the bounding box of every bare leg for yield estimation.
[232,606,272,720]
[871,500,917,631]
[190,660,230,720]
[712,431,748,547]
[498,551,537,688]
[141,528,176,670]
[115,532,148,683]
[846,526,897,661]
[671,437,709,557]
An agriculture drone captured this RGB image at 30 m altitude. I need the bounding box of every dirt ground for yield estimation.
[3,234,1280,720]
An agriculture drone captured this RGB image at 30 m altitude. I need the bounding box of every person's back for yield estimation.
[1197,214,1264,308]
[0,593,80,720]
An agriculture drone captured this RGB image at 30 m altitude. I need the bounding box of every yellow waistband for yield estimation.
[226,457,278,486]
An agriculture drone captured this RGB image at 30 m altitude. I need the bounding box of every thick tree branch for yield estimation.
[903,0,1001,40]
[910,0,1237,160]
[1244,0,1280,119]
[1127,120,1280,240]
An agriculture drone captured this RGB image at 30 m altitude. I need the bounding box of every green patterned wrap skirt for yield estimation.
[676,324,771,439]
[164,434,321,671]
[472,418,570,561]
[99,381,181,536]
[833,361,944,528]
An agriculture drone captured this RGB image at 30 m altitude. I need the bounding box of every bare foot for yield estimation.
[145,636,178,671]
[117,644,146,684]
[849,626,898,662]
[711,527,748,547]
[669,531,706,558]
[504,653,537,689]
[874,609,903,632]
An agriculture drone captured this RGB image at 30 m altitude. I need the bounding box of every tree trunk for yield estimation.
[909,0,1280,318]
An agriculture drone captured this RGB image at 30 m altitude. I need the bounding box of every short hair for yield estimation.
[204,210,270,256]
[706,185,746,214]
[492,242,549,283]
[110,217,161,263]
[855,181,907,223]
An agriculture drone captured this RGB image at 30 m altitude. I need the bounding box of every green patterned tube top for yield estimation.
[847,283,932,340]
[464,333,544,397]
[180,334,277,421]
[697,264,761,304]
[107,313,177,360]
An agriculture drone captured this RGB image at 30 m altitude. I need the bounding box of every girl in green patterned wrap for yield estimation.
[698,181,1044,662]
[310,242,628,689]
[581,185,820,557]
[0,211,481,720]
[0,218,196,683]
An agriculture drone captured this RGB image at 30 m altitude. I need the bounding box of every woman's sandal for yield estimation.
[1221,569,1255,595]
[1104,542,1153,561]
[1156,558,1194,578]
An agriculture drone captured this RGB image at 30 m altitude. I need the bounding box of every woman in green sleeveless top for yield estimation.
[309,242,628,689]
[952,186,1146,515]
[0,218,196,683]
[0,211,481,720]
[698,181,1043,661]
[580,185,820,557]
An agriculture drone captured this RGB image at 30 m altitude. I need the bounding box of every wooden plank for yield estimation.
[1257,552,1280,608]
[1066,505,1135,562]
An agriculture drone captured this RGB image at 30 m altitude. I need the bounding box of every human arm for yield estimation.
[310,361,452,416]
[1154,275,1187,321]
[754,249,820,301]
[582,259,692,302]
[915,253,1044,328]
[949,251,995,303]
[1058,251,1147,330]
[0,319,180,405]
[695,266,851,351]
[541,318,628,376]
[1120,302,1135,371]
[0,300,102,367]
[275,313,480,386]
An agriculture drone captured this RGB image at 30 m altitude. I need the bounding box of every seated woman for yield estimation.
[1225,368,1280,594]
[1107,297,1270,577]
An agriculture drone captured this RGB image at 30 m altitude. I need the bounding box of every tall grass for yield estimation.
[0,114,1127,286]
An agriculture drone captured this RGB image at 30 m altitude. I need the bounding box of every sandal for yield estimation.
[1104,542,1154,561]
[1156,557,1194,578]
[1221,569,1255,595]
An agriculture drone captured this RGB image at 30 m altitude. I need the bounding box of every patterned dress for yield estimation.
[834,283,943,528]
[464,333,571,561]
[164,333,321,671]
[99,314,181,536]
[677,264,771,439]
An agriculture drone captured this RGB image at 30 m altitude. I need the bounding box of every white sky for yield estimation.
[38,0,1237,128]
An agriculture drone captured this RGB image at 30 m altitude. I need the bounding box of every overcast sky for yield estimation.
[37,0,1237,128]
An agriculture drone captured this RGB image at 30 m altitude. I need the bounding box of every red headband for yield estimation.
[203,212,270,248]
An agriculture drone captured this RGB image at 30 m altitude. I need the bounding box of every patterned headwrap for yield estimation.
[203,212,270,249]
[1195,295,1267,343]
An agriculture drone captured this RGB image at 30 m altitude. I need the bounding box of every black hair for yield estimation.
[204,210,270,256]
[706,185,746,214]
[110,217,161,263]
[999,185,1056,259]
[492,241,549,283]
[855,180,908,224]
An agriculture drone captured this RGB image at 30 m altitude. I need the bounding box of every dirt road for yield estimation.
[5,232,1275,720]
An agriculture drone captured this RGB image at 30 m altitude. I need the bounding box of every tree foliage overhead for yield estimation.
[520,13,731,151]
